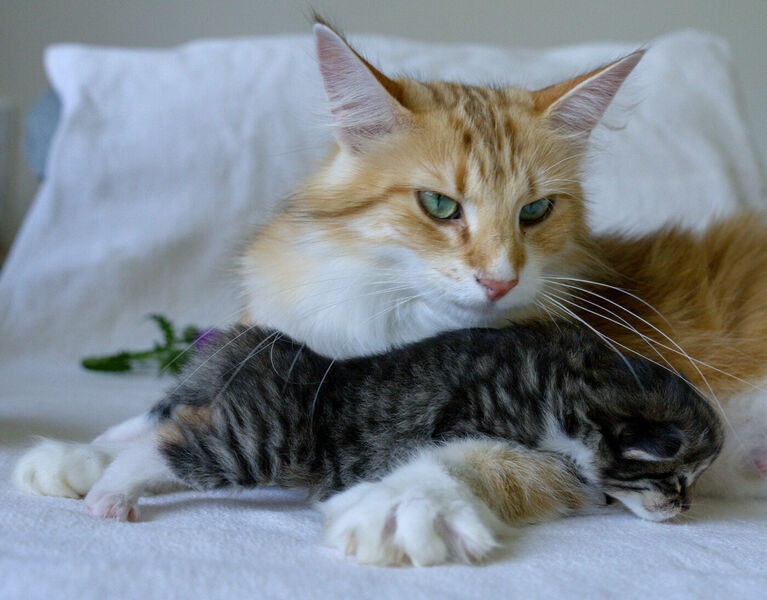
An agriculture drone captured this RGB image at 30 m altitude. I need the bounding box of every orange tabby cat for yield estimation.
[240,22,767,564]
[16,21,767,566]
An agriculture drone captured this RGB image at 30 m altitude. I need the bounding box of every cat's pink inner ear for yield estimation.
[314,23,408,152]
[534,50,645,136]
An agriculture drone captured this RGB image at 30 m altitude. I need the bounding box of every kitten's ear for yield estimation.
[313,23,409,152]
[532,50,644,137]
[616,420,684,462]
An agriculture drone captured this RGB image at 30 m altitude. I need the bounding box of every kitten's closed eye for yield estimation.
[616,420,684,462]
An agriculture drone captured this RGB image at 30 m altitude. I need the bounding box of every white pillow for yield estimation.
[1,31,764,358]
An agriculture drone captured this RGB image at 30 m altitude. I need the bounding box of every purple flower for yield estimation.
[193,327,221,350]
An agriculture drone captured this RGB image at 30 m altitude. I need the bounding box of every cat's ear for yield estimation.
[313,23,409,152]
[532,50,644,137]
[616,420,684,462]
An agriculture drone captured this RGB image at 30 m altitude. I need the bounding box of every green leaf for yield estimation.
[149,314,175,348]
[81,353,134,372]
[159,348,192,375]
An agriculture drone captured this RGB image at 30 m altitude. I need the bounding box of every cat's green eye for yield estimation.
[519,198,554,224]
[417,191,462,220]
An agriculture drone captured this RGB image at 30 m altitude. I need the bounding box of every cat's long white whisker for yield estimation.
[213,330,283,402]
[542,290,723,416]
[292,284,418,325]
[544,287,738,439]
[540,292,643,386]
[269,332,285,377]
[358,292,426,328]
[168,324,274,395]
[310,358,336,426]
[157,304,253,376]
[544,279,756,409]
[280,343,306,393]
[544,279,686,357]
[544,279,722,397]
[548,279,766,395]
[534,300,563,334]
[542,276,676,332]
[544,289,729,431]
[170,274,410,380]
[545,287,678,375]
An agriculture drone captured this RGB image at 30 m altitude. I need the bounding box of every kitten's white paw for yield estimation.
[85,488,138,522]
[13,440,115,498]
[321,458,508,566]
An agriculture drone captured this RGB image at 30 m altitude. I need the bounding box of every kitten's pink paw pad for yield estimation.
[85,490,138,521]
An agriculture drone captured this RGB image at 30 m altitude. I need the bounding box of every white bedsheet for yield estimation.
[2,357,767,599]
[1,30,767,599]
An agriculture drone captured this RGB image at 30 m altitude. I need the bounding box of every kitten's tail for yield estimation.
[12,413,154,498]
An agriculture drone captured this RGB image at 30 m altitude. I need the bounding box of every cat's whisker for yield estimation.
[542,276,677,333]
[533,300,563,334]
[297,291,428,426]
[280,343,306,393]
[542,279,752,433]
[172,273,411,382]
[543,279,682,350]
[292,284,419,325]
[543,288,741,440]
[157,305,252,376]
[544,287,679,377]
[540,292,643,386]
[310,358,336,427]
[358,292,426,328]
[269,332,285,377]
[543,285,739,439]
[543,292,673,380]
[213,330,283,401]
[167,324,275,396]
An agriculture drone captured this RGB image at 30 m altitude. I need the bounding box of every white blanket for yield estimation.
[1,31,766,599]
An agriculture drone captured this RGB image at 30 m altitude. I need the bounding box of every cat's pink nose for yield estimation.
[477,278,518,301]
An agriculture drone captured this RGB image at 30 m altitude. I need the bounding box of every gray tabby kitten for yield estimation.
[76,321,722,534]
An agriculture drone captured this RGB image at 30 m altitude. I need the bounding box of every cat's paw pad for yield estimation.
[13,440,111,498]
[321,478,505,566]
[85,489,138,522]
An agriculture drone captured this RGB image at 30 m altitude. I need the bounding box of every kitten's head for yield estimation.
[590,374,723,521]
[242,23,643,356]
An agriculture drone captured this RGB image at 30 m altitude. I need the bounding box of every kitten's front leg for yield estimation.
[321,439,591,566]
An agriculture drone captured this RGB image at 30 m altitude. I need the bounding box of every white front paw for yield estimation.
[320,461,508,566]
[13,440,113,498]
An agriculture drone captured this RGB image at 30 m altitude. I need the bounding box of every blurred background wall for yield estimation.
[1,0,766,257]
